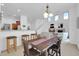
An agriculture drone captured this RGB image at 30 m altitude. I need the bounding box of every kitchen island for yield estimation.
[0,30,36,52]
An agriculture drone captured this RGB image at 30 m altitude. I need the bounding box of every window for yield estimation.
[64,12,69,20]
[55,15,59,21]
[48,16,53,22]
[48,17,51,22]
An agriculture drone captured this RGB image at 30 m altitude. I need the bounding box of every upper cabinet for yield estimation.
[20,15,28,30]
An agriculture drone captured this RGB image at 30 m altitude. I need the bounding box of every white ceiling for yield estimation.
[1,3,78,21]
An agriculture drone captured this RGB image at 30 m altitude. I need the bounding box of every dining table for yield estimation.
[31,36,59,56]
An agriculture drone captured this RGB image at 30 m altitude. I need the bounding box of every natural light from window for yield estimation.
[64,12,69,20]
[55,15,59,21]
[48,17,51,22]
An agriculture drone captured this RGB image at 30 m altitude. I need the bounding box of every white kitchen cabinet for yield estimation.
[20,15,28,30]
[1,30,35,52]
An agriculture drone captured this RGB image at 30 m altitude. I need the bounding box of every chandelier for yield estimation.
[43,4,53,18]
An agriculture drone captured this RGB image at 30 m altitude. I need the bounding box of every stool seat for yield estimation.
[6,36,17,39]
[22,35,29,37]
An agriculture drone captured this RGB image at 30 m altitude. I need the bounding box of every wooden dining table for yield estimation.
[31,36,59,56]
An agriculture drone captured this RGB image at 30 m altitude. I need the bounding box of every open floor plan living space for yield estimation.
[0,3,79,56]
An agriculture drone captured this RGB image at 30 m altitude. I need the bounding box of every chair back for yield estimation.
[31,33,37,40]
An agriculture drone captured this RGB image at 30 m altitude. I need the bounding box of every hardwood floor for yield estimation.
[0,43,79,56]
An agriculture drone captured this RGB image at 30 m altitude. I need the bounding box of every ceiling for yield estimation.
[1,3,78,21]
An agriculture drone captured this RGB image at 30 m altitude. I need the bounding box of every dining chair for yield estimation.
[47,38,61,56]
[22,34,41,56]
[22,35,29,41]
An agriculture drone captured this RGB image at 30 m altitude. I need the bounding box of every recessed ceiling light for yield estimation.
[17,9,21,12]
[0,3,4,6]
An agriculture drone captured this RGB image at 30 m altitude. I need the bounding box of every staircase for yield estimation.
[35,19,49,34]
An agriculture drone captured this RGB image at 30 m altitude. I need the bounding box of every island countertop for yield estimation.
[0,30,36,52]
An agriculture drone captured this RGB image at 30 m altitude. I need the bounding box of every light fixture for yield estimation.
[43,5,53,18]
[17,9,21,12]
[0,3,4,6]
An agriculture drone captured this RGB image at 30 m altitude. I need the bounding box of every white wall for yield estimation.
[67,4,79,49]
[76,4,79,49]
[69,7,78,44]
[35,11,69,34]
[35,4,79,47]
[35,19,50,34]
[30,20,36,30]
[2,17,16,24]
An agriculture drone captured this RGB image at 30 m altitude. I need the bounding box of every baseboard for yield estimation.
[69,40,77,45]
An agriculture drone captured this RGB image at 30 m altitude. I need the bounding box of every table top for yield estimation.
[31,36,58,52]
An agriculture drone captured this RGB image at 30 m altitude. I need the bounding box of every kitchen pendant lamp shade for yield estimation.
[43,12,48,18]
[43,5,53,18]
[49,13,53,17]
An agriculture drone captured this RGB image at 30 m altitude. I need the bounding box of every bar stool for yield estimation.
[22,34,29,41]
[31,33,37,40]
[6,36,17,53]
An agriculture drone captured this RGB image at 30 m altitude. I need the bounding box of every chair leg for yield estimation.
[59,49,61,56]
[56,51,58,56]
[24,53,26,56]
[47,49,50,56]
[24,54,25,56]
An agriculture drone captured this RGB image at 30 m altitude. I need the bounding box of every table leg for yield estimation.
[40,51,46,56]
[45,50,48,56]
